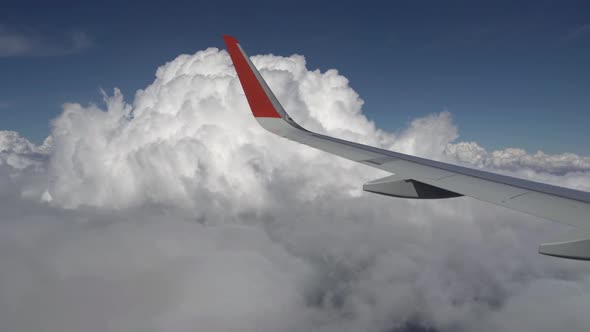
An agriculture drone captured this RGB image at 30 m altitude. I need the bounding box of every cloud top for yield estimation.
[1,47,590,332]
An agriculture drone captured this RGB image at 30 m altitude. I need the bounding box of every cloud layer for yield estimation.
[1,47,590,332]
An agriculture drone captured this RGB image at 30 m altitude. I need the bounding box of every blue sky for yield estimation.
[1,0,589,153]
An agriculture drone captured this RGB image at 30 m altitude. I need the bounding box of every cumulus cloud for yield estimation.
[0,25,93,57]
[1,47,590,332]
[447,142,590,176]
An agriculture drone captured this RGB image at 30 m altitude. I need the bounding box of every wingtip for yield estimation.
[222,35,283,119]
[223,35,239,46]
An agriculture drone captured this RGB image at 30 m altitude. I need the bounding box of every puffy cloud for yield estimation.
[0,130,49,170]
[392,111,458,160]
[447,141,590,175]
[445,141,590,194]
[0,131,50,202]
[1,47,590,332]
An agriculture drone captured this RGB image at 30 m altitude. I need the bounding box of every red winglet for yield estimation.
[223,35,282,118]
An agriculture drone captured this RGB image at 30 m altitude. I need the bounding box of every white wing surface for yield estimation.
[223,35,590,260]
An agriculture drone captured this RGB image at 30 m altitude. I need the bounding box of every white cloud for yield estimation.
[1,47,590,332]
[0,26,93,57]
[447,142,590,175]
[0,130,49,170]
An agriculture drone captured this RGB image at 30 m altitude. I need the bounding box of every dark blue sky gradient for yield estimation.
[1,0,589,153]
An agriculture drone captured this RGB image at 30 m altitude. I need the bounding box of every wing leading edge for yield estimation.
[223,35,590,260]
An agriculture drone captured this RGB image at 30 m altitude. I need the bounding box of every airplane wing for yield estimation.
[223,35,590,260]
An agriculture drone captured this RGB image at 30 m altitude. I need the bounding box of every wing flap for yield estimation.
[364,174,463,199]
